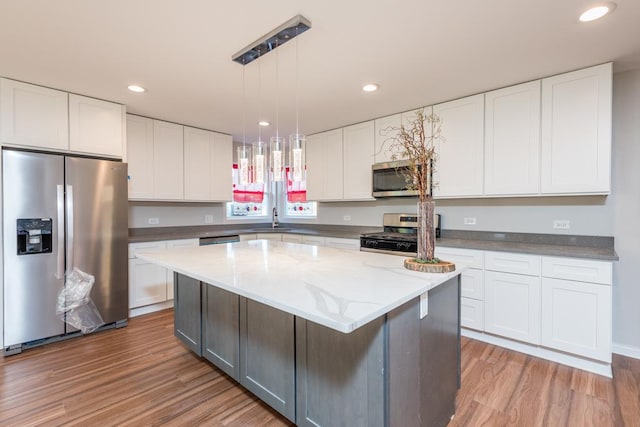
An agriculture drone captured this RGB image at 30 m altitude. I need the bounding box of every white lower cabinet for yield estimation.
[541,278,611,362]
[281,234,303,243]
[301,235,325,246]
[461,297,485,331]
[484,270,541,345]
[128,241,168,309]
[239,233,257,241]
[324,237,360,250]
[256,233,283,241]
[129,239,198,310]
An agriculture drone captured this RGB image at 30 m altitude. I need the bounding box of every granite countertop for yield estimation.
[136,240,462,333]
[129,224,618,261]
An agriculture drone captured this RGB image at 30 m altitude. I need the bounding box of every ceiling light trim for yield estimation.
[232,15,311,65]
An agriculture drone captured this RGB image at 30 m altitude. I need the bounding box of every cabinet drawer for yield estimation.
[542,257,612,285]
[256,233,282,241]
[461,297,484,331]
[302,235,325,246]
[239,234,257,241]
[485,251,541,276]
[435,247,484,269]
[460,268,484,300]
[282,234,303,243]
[324,237,359,250]
[129,241,167,259]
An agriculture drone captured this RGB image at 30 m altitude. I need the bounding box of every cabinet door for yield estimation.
[166,239,199,300]
[485,271,541,344]
[433,95,484,198]
[69,94,124,157]
[461,297,484,331]
[174,273,202,356]
[541,63,612,194]
[541,278,611,362]
[0,78,69,150]
[184,126,211,201]
[343,121,375,200]
[153,120,184,200]
[240,298,295,422]
[209,132,233,201]
[306,129,343,201]
[203,284,240,379]
[485,81,541,195]
[126,114,154,199]
[128,258,168,308]
[374,113,401,163]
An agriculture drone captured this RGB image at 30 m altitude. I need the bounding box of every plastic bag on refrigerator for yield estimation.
[56,268,105,334]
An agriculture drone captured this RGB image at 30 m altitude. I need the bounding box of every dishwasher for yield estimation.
[199,235,240,246]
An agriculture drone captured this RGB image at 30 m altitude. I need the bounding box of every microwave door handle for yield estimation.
[56,185,65,279]
[66,185,74,273]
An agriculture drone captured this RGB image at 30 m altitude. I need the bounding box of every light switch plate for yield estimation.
[148,218,159,225]
[553,220,570,229]
[464,217,477,225]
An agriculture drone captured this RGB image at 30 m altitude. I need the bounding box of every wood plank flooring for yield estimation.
[1,309,638,426]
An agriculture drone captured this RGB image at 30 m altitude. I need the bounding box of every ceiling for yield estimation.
[1,0,639,143]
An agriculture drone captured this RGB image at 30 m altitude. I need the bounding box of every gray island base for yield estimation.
[136,241,462,426]
[173,272,460,427]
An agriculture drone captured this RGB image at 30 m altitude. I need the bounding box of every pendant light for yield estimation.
[289,25,305,183]
[270,38,285,182]
[238,64,250,185]
[253,51,266,185]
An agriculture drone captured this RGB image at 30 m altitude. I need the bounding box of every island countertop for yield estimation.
[136,240,462,333]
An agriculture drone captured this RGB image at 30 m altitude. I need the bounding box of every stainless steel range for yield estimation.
[360,213,440,256]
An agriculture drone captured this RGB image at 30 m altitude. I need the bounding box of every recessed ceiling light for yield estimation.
[258,121,271,127]
[362,83,379,92]
[579,3,616,22]
[127,85,146,93]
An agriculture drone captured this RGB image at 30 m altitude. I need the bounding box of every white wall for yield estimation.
[610,69,640,354]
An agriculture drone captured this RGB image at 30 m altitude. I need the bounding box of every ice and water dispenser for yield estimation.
[17,218,53,255]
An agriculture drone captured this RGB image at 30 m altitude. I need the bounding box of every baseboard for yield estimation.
[613,342,640,360]
[129,299,174,318]
[462,328,612,378]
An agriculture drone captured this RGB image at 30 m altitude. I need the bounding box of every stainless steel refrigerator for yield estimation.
[2,149,128,354]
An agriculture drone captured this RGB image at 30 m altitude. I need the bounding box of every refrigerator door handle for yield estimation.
[56,185,65,279]
[66,184,74,272]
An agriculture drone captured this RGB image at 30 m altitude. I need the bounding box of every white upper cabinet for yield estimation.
[306,129,344,201]
[374,113,401,163]
[433,95,484,198]
[0,78,69,150]
[69,94,124,157]
[183,127,232,202]
[343,121,375,200]
[541,63,612,194]
[184,126,212,201]
[484,81,541,195]
[209,132,233,201]
[153,120,184,200]
[126,115,154,199]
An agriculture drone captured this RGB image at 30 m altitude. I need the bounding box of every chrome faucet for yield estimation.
[272,206,279,228]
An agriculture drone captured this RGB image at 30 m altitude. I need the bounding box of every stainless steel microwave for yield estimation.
[372,160,419,198]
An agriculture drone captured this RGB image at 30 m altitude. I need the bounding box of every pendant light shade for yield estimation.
[238,145,251,185]
[270,137,285,182]
[253,141,266,184]
[289,134,305,182]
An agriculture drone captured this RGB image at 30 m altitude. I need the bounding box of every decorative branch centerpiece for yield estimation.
[384,110,455,273]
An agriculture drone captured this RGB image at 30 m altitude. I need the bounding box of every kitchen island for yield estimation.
[136,240,462,427]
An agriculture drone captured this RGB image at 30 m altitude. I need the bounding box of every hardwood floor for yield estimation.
[1,309,638,426]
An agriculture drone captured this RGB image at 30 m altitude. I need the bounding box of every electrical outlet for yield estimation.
[553,220,571,230]
[463,217,476,226]
[148,217,159,225]
[343,215,351,221]
[204,214,214,224]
